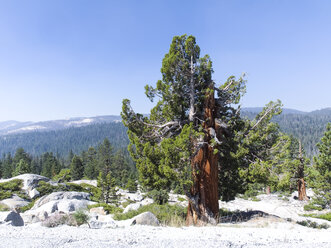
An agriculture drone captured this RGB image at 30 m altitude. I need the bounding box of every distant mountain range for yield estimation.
[241,107,331,115]
[0,116,122,136]
[0,108,330,157]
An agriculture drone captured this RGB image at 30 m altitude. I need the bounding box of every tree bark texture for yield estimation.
[186,87,220,225]
[298,178,308,201]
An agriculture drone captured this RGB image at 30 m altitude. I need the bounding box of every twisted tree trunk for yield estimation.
[186,87,220,225]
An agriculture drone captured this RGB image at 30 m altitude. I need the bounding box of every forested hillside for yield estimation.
[0,122,129,157]
[0,108,330,158]
[242,108,331,157]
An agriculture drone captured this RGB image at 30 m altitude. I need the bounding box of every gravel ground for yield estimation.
[0,223,330,248]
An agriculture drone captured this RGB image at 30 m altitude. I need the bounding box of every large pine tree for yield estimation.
[122,35,265,225]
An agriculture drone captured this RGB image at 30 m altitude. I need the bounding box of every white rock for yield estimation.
[70,180,97,187]
[131,211,159,226]
[28,188,40,199]
[89,207,107,215]
[88,215,117,229]
[0,174,49,191]
[0,174,49,197]
[0,195,29,209]
[24,191,95,223]
[32,191,91,209]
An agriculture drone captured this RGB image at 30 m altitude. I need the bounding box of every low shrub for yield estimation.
[297,220,329,229]
[0,191,12,201]
[19,199,38,212]
[36,181,67,197]
[303,212,331,221]
[121,199,135,208]
[113,203,186,226]
[0,179,26,200]
[42,213,75,227]
[73,210,89,226]
[0,179,23,191]
[304,203,323,211]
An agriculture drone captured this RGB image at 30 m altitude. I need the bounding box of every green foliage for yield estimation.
[70,155,84,180]
[242,109,331,157]
[114,203,186,226]
[87,203,123,214]
[296,220,329,229]
[72,210,89,226]
[83,147,97,179]
[0,179,25,200]
[52,169,71,182]
[304,203,323,211]
[0,122,129,158]
[41,152,61,178]
[36,181,67,197]
[13,159,30,176]
[126,178,137,193]
[0,191,12,201]
[121,199,135,208]
[303,212,331,221]
[146,189,169,205]
[0,179,23,191]
[97,171,116,204]
[19,198,40,212]
[308,123,331,209]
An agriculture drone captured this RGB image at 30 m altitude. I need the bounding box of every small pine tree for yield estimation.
[126,178,137,193]
[13,159,30,176]
[70,155,84,180]
[97,171,116,203]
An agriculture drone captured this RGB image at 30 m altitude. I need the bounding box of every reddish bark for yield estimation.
[298,178,308,201]
[297,141,308,201]
[186,87,220,225]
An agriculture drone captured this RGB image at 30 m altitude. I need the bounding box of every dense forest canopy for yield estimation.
[0,122,129,157]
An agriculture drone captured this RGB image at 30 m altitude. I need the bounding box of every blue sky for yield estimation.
[0,0,330,122]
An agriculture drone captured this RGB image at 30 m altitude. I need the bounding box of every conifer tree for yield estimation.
[83,147,98,179]
[2,153,13,179]
[310,123,331,208]
[70,155,84,180]
[122,35,282,225]
[97,138,113,175]
[97,171,116,203]
[13,159,30,176]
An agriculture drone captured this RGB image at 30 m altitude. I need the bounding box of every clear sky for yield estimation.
[0,0,330,122]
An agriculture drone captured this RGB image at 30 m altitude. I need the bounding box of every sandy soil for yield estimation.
[0,222,330,248]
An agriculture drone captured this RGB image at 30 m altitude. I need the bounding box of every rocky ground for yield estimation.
[0,174,330,248]
[0,223,330,248]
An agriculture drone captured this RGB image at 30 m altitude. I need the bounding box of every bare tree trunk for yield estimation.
[188,55,195,122]
[186,86,219,226]
[298,178,308,201]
